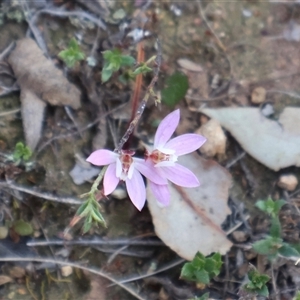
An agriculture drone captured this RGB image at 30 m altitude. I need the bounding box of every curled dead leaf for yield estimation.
[8,38,81,150]
[147,153,232,260]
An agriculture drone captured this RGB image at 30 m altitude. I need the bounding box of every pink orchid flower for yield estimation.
[145,109,207,205]
[86,149,166,211]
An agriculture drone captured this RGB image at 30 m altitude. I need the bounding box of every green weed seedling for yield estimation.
[243,268,270,297]
[101,48,135,82]
[181,252,222,285]
[253,198,299,260]
[58,38,85,68]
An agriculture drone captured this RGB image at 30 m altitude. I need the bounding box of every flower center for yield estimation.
[148,149,177,167]
[117,150,135,181]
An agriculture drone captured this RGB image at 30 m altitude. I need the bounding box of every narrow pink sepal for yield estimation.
[134,158,168,185]
[160,163,200,187]
[165,134,207,156]
[103,163,119,195]
[149,181,170,206]
[126,168,146,211]
[86,149,118,166]
[154,109,180,149]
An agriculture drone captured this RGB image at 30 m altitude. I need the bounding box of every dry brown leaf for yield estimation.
[0,275,13,286]
[200,107,300,171]
[147,153,232,260]
[8,38,81,150]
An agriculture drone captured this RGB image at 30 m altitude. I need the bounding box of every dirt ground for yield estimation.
[1,1,300,299]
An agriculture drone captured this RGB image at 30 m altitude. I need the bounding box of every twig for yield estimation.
[0,257,145,300]
[225,152,246,169]
[0,108,20,117]
[0,181,82,205]
[0,42,15,61]
[35,7,107,31]
[27,238,164,247]
[116,38,161,152]
[271,264,280,300]
[37,102,127,153]
[108,258,185,286]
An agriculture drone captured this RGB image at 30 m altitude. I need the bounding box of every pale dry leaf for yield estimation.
[200,107,300,171]
[85,275,107,300]
[0,275,13,286]
[20,89,46,150]
[147,153,232,260]
[8,38,81,150]
[177,58,203,72]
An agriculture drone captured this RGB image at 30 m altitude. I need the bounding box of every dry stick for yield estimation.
[27,238,164,247]
[110,215,249,286]
[37,102,127,153]
[0,42,15,61]
[271,264,280,300]
[116,38,161,152]
[35,7,107,31]
[0,108,21,117]
[0,181,81,205]
[0,257,145,300]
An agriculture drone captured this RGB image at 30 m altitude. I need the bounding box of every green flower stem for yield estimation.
[90,166,108,194]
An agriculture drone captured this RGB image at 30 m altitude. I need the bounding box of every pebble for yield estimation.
[196,119,226,158]
[61,266,73,277]
[278,174,298,191]
[251,86,266,104]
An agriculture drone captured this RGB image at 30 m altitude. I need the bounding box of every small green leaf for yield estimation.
[252,237,282,256]
[13,220,33,236]
[195,270,210,284]
[270,217,281,238]
[278,243,299,257]
[132,65,152,76]
[120,55,135,67]
[257,285,269,297]
[161,71,189,107]
[102,68,113,83]
[181,263,195,279]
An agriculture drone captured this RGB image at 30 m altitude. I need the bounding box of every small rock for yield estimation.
[251,87,266,104]
[278,174,298,191]
[0,226,8,239]
[232,231,248,243]
[111,187,127,200]
[61,266,73,277]
[196,119,226,158]
[9,266,25,279]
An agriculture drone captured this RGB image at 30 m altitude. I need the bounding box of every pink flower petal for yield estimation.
[134,158,168,185]
[126,168,146,211]
[159,163,200,187]
[154,109,180,149]
[103,163,119,195]
[148,181,170,206]
[87,149,118,166]
[165,134,207,156]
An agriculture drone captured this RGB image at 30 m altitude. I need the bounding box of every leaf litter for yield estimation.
[147,153,232,260]
[200,107,300,171]
[8,38,81,150]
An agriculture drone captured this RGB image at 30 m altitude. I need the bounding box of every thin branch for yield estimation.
[0,181,82,205]
[0,108,20,117]
[0,257,145,300]
[27,238,164,247]
[35,7,107,31]
[116,38,161,152]
[108,258,185,286]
